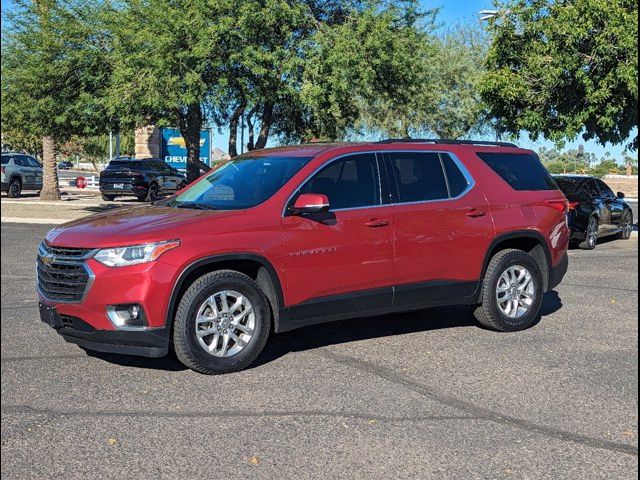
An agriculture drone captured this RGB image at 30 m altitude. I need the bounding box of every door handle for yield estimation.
[365,219,390,228]
[466,209,487,218]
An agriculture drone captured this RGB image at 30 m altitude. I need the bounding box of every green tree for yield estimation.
[106,0,236,181]
[481,0,638,150]
[1,0,112,199]
[301,5,438,139]
[427,21,490,139]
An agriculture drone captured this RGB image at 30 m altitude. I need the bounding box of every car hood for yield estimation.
[45,205,245,248]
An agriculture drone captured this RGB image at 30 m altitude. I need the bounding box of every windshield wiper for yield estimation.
[173,202,216,210]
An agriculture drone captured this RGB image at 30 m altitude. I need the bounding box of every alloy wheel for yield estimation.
[496,265,536,319]
[587,218,598,249]
[194,290,255,358]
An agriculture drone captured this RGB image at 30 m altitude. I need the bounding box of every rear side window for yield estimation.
[388,152,449,202]
[476,152,558,191]
[301,153,380,210]
[441,154,469,197]
[1,156,10,165]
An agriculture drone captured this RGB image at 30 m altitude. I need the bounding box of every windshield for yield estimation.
[169,155,313,210]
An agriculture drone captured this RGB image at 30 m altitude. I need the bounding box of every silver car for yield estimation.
[1,153,43,197]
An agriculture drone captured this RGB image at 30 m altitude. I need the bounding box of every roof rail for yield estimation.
[375,138,518,148]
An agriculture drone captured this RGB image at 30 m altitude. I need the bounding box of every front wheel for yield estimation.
[474,249,544,332]
[173,270,271,374]
[618,211,633,240]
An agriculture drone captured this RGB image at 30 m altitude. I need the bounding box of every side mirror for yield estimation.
[617,191,625,199]
[292,193,330,215]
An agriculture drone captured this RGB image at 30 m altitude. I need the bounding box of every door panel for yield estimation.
[281,152,395,314]
[387,151,493,305]
[282,206,395,312]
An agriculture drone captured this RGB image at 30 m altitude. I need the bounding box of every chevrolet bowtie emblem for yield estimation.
[41,254,56,266]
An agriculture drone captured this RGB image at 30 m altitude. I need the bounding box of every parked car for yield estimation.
[58,161,74,170]
[99,158,187,202]
[1,152,43,197]
[38,140,570,374]
[554,175,634,250]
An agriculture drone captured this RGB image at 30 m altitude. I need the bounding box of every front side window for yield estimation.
[595,179,615,198]
[388,152,449,202]
[300,153,381,210]
[170,155,312,210]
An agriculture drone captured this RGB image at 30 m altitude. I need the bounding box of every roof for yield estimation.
[240,139,524,159]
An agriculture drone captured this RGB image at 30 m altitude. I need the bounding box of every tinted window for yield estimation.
[1,156,10,165]
[301,154,380,210]
[555,177,580,196]
[106,160,134,170]
[170,156,312,210]
[15,156,29,167]
[595,179,615,198]
[477,152,558,191]
[442,154,469,197]
[26,157,41,168]
[583,179,601,197]
[389,152,449,202]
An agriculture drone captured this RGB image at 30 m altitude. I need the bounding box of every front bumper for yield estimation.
[39,302,170,357]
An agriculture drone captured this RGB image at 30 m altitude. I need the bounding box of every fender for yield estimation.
[165,253,285,330]
[480,230,552,292]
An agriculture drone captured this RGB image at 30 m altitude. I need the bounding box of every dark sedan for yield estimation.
[99,158,187,202]
[554,175,634,250]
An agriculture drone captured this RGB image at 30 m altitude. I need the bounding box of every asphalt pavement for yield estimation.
[1,223,638,479]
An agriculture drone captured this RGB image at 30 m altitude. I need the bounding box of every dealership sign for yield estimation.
[160,128,211,170]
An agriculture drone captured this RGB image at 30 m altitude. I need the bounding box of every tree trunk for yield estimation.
[228,103,245,158]
[40,136,61,200]
[178,103,203,183]
[254,103,274,150]
[245,105,259,151]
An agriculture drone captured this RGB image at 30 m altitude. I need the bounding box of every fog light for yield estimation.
[106,304,148,330]
[128,304,139,319]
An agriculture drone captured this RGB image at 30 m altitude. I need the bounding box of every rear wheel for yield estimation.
[579,216,598,250]
[618,211,633,240]
[7,178,22,198]
[474,249,543,332]
[144,183,158,202]
[101,192,116,201]
[173,270,271,374]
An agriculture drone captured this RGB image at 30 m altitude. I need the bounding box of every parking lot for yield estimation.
[1,223,637,479]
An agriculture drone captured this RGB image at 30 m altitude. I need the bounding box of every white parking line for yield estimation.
[1,217,69,225]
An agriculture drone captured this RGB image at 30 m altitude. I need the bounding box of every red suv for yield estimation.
[38,140,570,374]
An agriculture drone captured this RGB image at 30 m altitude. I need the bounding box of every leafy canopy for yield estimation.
[480,0,638,150]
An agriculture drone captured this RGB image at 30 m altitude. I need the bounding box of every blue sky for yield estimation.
[2,0,636,160]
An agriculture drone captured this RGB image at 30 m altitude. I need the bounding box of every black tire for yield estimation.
[178,181,187,190]
[7,178,22,198]
[618,211,633,240]
[579,216,598,250]
[474,249,544,332]
[101,192,116,201]
[145,182,158,202]
[173,270,271,374]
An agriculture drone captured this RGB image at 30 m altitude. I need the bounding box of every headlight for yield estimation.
[93,240,180,267]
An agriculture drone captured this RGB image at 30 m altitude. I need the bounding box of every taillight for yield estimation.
[1,166,5,174]
[568,201,579,211]
[545,199,569,214]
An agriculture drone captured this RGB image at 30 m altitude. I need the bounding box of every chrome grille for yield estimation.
[37,243,94,302]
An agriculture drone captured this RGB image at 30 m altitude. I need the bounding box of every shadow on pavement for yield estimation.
[82,291,563,373]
